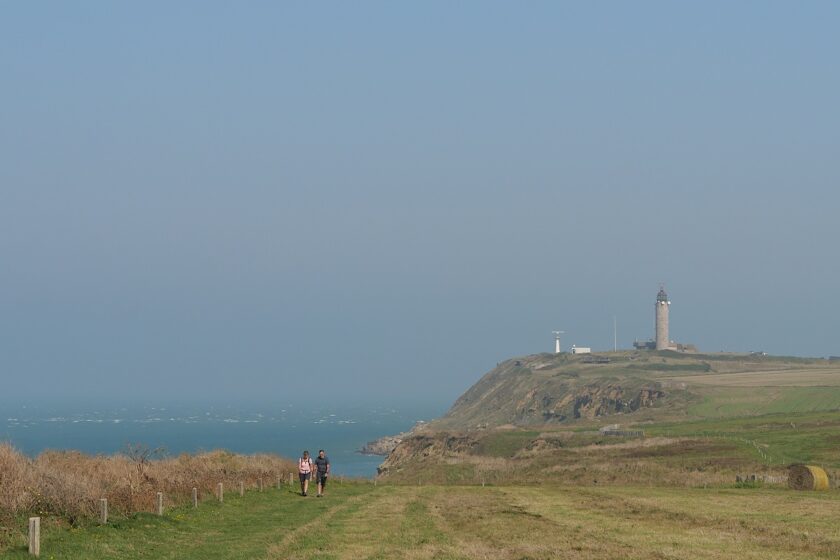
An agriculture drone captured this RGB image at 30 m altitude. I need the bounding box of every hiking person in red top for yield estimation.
[314,449,330,497]
[298,450,313,496]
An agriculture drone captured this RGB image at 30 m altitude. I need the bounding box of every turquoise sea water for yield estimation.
[0,401,447,477]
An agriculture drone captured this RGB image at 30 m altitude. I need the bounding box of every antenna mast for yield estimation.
[613,316,617,352]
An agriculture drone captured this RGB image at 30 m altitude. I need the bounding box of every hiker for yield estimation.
[314,449,330,497]
[298,450,313,496]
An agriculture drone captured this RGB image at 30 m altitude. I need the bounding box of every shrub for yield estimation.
[0,442,294,523]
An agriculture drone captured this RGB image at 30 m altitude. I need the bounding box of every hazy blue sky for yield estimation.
[2,2,838,405]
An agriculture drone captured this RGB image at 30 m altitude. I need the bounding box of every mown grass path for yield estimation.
[4,483,840,559]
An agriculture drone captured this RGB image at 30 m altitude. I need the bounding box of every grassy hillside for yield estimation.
[436,351,840,429]
[379,410,840,487]
[377,353,840,486]
[3,481,840,559]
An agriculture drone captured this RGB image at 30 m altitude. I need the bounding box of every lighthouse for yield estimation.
[655,286,671,350]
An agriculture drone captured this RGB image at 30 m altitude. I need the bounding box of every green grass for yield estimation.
[471,430,540,457]
[765,387,840,413]
[645,409,840,467]
[4,482,840,559]
[628,362,712,372]
[1,484,370,560]
[685,385,840,418]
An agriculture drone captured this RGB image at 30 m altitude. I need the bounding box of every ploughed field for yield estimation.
[3,482,840,559]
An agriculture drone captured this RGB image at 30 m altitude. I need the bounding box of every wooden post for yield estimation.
[28,517,40,557]
[100,498,108,524]
[259,478,264,492]
[277,476,282,490]
[289,472,293,486]
[156,492,164,516]
[192,487,198,508]
[217,482,224,503]
[239,481,245,496]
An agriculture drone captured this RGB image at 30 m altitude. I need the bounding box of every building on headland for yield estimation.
[633,286,696,352]
[655,286,671,350]
[571,345,591,354]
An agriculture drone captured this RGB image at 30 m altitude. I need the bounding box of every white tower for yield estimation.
[655,286,671,350]
[552,331,565,354]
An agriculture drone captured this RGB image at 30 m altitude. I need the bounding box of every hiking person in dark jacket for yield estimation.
[314,449,330,497]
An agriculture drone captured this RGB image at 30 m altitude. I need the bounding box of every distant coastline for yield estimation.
[358,421,426,456]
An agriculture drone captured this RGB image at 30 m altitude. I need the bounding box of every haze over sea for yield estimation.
[2,3,839,489]
[0,400,447,477]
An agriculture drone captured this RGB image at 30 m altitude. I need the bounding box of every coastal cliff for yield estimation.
[359,422,426,456]
[431,351,683,429]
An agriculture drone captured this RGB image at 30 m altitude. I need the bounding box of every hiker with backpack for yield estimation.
[298,450,314,496]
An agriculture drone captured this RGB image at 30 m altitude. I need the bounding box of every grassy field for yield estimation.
[378,406,840,489]
[3,482,840,559]
[667,368,840,387]
[684,386,840,417]
[6,355,840,558]
[645,410,840,468]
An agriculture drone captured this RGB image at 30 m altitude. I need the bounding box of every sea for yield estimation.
[0,400,448,478]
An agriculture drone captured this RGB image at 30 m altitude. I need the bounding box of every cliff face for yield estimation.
[377,352,831,482]
[434,352,678,429]
[377,432,477,475]
[359,434,405,456]
[359,422,428,456]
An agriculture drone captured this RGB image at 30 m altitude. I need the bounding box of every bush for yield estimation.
[0,442,295,524]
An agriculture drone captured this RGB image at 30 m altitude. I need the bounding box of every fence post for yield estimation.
[100,498,108,524]
[289,472,293,486]
[156,492,164,516]
[239,481,245,497]
[192,487,198,508]
[259,478,264,492]
[217,482,224,503]
[277,476,282,490]
[28,517,40,557]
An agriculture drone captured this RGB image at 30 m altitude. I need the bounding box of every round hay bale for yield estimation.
[788,464,829,491]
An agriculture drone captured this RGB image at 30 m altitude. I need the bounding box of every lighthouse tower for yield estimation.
[655,286,671,350]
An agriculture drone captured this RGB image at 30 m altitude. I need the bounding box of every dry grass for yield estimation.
[4,481,840,558]
[0,442,294,524]
[378,429,779,489]
[267,484,840,559]
[668,368,840,387]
